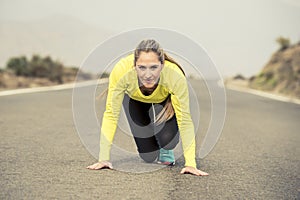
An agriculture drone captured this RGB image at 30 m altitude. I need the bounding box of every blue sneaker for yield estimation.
[157,148,175,166]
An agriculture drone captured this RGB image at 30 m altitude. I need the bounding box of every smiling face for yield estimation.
[135,51,163,89]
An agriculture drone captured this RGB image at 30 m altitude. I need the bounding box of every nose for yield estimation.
[145,69,152,78]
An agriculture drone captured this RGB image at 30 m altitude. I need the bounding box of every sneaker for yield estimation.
[157,148,175,166]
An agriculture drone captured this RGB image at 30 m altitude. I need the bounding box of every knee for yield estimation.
[161,142,177,150]
[161,144,175,150]
[159,133,179,150]
[139,151,159,163]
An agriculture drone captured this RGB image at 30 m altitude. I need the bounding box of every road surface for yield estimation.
[0,80,299,199]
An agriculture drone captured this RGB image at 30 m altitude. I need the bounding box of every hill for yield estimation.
[249,43,300,99]
[0,54,96,91]
[0,67,95,91]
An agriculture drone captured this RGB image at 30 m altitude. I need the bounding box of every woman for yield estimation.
[87,39,208,176]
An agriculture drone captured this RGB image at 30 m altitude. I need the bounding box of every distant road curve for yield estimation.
[222,80,300,105]
[1,79,299,106]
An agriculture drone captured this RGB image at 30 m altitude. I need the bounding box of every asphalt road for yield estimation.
[0,80,299,199]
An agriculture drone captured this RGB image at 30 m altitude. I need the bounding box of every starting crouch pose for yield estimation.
[87,39,208,176]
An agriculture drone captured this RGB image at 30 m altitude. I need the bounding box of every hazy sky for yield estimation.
[1,0,300,77]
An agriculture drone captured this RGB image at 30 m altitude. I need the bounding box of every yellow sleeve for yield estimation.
[170,76,197,168]
[98,57,128,162]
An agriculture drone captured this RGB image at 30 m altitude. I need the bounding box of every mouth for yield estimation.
[142,79,154,84]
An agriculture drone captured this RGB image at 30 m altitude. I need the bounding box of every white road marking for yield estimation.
[226,83,300,105]
[0,79,108,97]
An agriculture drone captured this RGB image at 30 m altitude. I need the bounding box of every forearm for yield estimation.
[181,137,197,168]
[179,122,197,168]
[98,110,118,161]
[98,131,114,161]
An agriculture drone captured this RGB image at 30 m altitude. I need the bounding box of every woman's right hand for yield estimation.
[86,161,113,170]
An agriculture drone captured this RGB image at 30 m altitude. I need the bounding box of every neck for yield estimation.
[138,79,159,96]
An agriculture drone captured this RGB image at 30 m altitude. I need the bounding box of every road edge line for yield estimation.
[0,79,109,97]
[225,84,300,105]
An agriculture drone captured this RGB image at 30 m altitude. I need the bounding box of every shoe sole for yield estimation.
[157,161,175,166]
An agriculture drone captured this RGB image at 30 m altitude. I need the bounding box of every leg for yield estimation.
[152,98,180,150]
[122,95,159,162]
[155,115,180,150]
[132,137,159,163]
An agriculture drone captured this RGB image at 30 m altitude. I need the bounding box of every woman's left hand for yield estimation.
[180,166,209,176]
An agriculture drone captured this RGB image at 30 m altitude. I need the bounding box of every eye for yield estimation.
[150,65,159,70]
[138,65,146,70]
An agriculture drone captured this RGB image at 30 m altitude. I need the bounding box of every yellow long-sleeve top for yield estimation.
[99,54,197,168]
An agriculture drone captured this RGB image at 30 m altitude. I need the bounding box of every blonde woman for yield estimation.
[87,39,208,176]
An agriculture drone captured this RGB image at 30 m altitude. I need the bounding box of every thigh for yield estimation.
[132,136,159,153]
[122,95,159,153]
[123,94,152,126]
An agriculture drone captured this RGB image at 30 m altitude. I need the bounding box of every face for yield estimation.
[135,51,163,88]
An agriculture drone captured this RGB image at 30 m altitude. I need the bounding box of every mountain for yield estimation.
[0,14,113,68]
[249,42,300,99]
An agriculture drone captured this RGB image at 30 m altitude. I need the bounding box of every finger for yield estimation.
[95,164,105,170]
[88,165,95,170]
[191,170,201,176]
[107,163,113,169]
[86,165,94,169]
[87,164,101,170]
[198,170,209,176]
[186,168,201,176]
[180,168,186,174]
[91,164,98,169]
[108,164,113,169]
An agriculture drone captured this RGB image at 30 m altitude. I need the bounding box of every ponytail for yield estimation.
[163,53,185,76]
[155,53,185,125]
